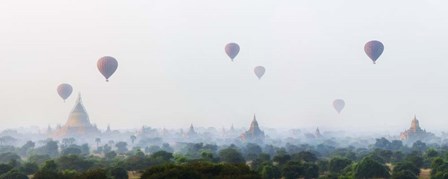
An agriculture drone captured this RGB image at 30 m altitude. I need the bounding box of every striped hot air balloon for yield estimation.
[57,83,73,102]
[97,56,118,82]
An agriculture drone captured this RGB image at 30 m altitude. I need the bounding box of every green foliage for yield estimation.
[35,140,59,157]
[0,169,28,179]
[393,162,419,176]
[41,160,58,172]
[281,161,303,179]
[329,157,352,174]
[61,147,82,156]
[292,151,318,163]
[218,147,245,164]
[109,167,128,179]
[353,157,390,179]
[28,154,50,165]
[115,142,128,154]
[56,155,94,172]
[260,164,280,179]
[273,149,291,166]
[391,170,418,179]
[0,153,20,164]
[18,162,38,175]
[0,164,12,175]
[140,162,260,179]
[405,152,424,168]
[79,169,108,179]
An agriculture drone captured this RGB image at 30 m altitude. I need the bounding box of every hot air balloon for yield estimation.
[57,83,73,102]
[225,43,240,61]
[364,40,384,64]
[333,99,345,114]
[254,66,265,79]
[97,56,118,82]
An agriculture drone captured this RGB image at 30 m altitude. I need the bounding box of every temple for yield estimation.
[184,124,198,138]
[50,94,100,138]
[399,115,434,143]
[240,115,265,144]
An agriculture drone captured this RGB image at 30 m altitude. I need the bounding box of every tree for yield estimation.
[103,144,112,154]
[354,157,390,179]
[292,151,318,163]
[0,136,17,146]
[244,143,262,161]
[374,137,391,150]
[390,140,403,150]
[61,138,76,148]
[115,142,128,154]
[0,169,28,179]
[19,141,35,157]
[56,155,94,172]
[61,147,82,156]
[36,140,59,157]
[260,164,281,179]
[145,145,161,154]
[0,153,20,164]
[150,151,173,165]
[218,147,245,164]
[273,150,291,166]
[392,162,419,178]
[41,160,58,172]
[19,162,38,175]
[329,157,352,174]
[79,169,108,179]
[412,140,427,152]
[405,152,424,168]
[130,135,136,145]
[109,167,128,179]
[80,144,89,155]
[105,151,117,160]
[392,170,418,179]
[28,155,51,165]
[0,164,12,175]
[95,138,101,148]
[282,161,303,179]
[302,163,319,179]
[140,163,259,179]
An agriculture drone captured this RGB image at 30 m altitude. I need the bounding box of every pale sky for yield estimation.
[1,0,448,133]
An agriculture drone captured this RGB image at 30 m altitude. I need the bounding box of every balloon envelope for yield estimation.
[225,43,240,61]
[364,40,384,64]
[97,56,118,82]
[254,66,265,79]
[333,99,345,114]
[57,83,73,101]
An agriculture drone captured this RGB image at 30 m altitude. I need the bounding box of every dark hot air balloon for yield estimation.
[57,83,73,102]
[225,43,240,61]
[333,99,345,114]
[254,66,265,79]
[364,40,384,64]
[97,56,118,82]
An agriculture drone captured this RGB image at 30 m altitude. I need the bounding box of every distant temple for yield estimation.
[315,128,322,138]
[50,94,100,138]
[184,124,197,138]
[400,115,434,143]
[240,115,265,143]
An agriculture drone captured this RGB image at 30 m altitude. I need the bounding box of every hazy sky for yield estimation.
[1,0,448,133]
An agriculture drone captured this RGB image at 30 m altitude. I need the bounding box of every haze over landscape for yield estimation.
[4,1,448,179]
[1,0,448,132]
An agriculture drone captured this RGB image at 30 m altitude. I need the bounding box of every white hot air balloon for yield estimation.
[254,66,265,79]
